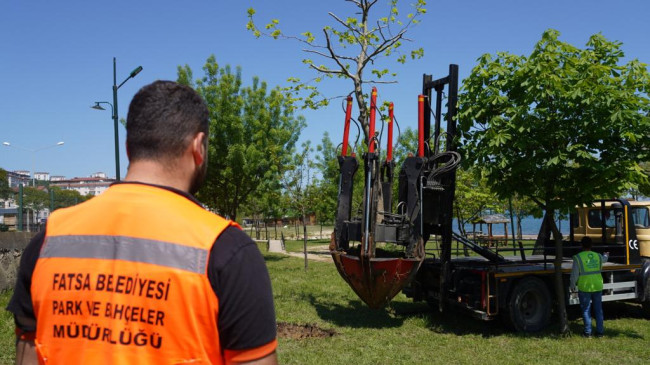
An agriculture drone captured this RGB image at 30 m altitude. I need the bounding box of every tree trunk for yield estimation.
[295,220,299,238]
[274,221,277,240]
[265,220,269,241]
[303,212,308,271]
[547,209,570,335]
[455,207,470,257]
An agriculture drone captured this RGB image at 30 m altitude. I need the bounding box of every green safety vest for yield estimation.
[574,251,603,292]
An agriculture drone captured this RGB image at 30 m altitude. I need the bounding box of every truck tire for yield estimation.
[505,277,552,332]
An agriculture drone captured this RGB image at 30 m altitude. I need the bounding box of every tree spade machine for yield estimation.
[330,65,463,308]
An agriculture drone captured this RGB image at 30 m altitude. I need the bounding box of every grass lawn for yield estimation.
[263,248,649,364]
[2,247,649,364]
[1,290,15,365]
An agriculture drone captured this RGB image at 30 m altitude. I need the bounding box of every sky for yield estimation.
[1,0,648,179]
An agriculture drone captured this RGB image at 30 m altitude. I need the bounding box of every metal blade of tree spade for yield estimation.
[330,236,424,309]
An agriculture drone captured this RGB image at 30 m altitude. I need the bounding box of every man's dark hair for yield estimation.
[126,80,209,162]
[580,236,593,250]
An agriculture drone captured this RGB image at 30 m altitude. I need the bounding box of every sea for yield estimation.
[453,216,571,237]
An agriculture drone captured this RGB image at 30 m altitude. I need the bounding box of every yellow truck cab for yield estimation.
[571,199,650,265]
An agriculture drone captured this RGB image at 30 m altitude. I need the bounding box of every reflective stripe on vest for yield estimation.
[574,251,603,293]
[31,183,235,364]
[41,235,208,274]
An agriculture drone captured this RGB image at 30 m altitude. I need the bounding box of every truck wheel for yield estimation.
[505,277,551,332]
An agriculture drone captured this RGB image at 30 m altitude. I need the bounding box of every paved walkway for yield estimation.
[285,245,333,262]
[268,240,286,253]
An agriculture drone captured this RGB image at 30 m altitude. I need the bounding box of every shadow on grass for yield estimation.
[309,288,647,338]
[262,254,290,262]
[308,294,511,336]
[307,294,407,329]
[566,302,647,339]
[420,306,511,338]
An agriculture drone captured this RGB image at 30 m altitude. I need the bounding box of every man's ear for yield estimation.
[191,132,207,166]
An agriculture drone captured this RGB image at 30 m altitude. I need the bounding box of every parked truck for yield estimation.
[330,64,650,332]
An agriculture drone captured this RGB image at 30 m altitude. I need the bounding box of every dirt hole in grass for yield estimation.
[277,322,337,339]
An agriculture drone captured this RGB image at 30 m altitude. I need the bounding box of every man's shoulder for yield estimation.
[211,226,256,265]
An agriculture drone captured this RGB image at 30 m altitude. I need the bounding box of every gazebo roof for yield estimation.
[472,214,510,224]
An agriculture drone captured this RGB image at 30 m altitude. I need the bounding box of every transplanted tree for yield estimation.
[459,29,650,333]
[247,0,427,141]
[178,55,305,221]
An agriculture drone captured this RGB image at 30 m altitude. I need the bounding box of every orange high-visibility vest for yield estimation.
[31,183,236,364]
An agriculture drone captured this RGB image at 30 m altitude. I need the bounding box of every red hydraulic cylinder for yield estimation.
[387,102,394,162]
[368,87,377,153]
[418,95,425,157]
[342,96,353,156]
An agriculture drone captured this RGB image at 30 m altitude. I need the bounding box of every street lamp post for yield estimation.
[92,57,142,181]
[2,141,65,186]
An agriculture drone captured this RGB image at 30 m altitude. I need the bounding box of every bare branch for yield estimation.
[361,79,398,84]
[303,48,357,62]
[309,64,347,75]
[328,12,358,34]
[322,29,355,79]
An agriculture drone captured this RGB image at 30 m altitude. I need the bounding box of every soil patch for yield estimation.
[277,322,337,339]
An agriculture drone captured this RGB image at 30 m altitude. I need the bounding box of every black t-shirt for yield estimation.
[6,184,276,352]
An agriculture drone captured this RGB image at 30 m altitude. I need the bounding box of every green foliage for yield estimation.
[247,1,427,142]
[0,168,12,199]
[459,30,650,333]
[50,187,88,210]
[177,55,305,220]
[459,29,650,212]
[22,186,49,212]
[283,141,316,220]
[313,133,340,225]
[453,167,500,235]
[638,162,650,197]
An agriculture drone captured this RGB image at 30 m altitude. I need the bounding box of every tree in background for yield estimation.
[0,168,12,200]
[50,187,88,210]
[283,141,316,270]
[459,29,650,333]
[453,167,499,237]
[21,186,49,231]
[505,194,539,240]
[247,0,427,141]
[178,55,305,221]
[312,133,339,237]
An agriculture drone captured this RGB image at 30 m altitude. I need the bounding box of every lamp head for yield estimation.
[91,102,105,111]
[129,66,143,78]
